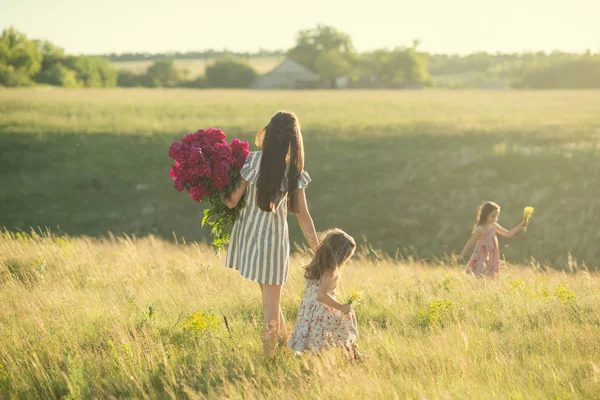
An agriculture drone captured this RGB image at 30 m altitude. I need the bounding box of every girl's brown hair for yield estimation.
[304,229,356,281]
[474,201,500,231]
[255,111,304,213]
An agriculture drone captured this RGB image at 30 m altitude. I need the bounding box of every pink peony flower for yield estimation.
[169,164,180,180]
[211,165,231,190]
[204,128,227,145]
[187,184,209,203]
[169,142,188,161]
[230,139,249,170]
[180,133,194,145]
[181,131,204,146]
[188,146,205,163]
[182,167,200,186]
[190,164,211,179]
[174,177,185,192]
[212,142,233,165]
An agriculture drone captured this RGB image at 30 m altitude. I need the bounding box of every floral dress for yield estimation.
[466,224,500,278]
[287,278,359,353]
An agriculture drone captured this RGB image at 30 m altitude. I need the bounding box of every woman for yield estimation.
[225,111,319,356]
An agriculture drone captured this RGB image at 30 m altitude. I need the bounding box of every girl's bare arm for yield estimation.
[495,220,527,237]
[316,271,351,314]
[458,227,484,260]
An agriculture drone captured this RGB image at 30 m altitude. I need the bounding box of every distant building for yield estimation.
[335,76,350,89]
[252,59,321,89]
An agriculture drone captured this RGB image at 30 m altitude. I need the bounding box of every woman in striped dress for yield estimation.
[224,111,319,356]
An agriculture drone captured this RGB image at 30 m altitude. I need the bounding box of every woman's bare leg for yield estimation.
[260,283,283,356]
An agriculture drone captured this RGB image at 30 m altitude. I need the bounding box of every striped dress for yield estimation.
[225,151,311,285]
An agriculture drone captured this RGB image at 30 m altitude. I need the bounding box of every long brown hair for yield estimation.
[474,201,500,232]
[255,111,305,213]
[304,229,356,281]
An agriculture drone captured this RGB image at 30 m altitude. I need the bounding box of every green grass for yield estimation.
[0,232,599,398]
[111,56,285,78]
[1,89,600,268]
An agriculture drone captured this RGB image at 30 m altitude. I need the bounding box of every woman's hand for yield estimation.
[295,188,319,251]
[225,180,248,209]
[455,255,464,263]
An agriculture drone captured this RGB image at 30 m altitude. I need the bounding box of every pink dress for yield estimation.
[466,225,500,278]
[287,278,359,353]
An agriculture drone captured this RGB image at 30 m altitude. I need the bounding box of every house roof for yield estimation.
[261,58,320,80]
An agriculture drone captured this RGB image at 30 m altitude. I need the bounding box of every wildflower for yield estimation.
[347,289,363,305]
[523,206,534,231]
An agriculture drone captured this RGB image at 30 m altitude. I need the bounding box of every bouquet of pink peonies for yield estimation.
[168,128,249,249]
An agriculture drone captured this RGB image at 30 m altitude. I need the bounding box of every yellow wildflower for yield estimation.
[347,289,363,305]
[182,312,219,334]
[523,206,534,231]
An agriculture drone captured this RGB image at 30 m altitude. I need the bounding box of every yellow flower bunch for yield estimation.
[347,289,363,305]
[523,206,535,231]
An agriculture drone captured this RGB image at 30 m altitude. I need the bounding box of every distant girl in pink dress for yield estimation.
[287,228,366,360]
[457,201,528,278]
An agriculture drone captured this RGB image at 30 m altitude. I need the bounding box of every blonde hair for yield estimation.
[304,229,356,281]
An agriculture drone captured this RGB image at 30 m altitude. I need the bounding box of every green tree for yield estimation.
[356,50,390,86]
[315,50,352,88]
[205,58,256,88]
[142,60,182,87]
[117,70,143,87]
[63,56,117,87]
[34,43,116,88]
[518,58,600,89]
[33,40,75,86]
[0,27,43,87]
[288,24,354,73]
[178,75,208,88]
[35,40,66,67]
[359,47,429,86]
[386,48,429,84]
[38,63,80,87]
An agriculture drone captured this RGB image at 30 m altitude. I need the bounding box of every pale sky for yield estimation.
[2,0,599,55]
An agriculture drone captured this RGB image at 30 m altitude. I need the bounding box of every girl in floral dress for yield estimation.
[287,229,365,359]
[457,201,528,278]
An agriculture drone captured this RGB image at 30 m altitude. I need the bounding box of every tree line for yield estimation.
[0,28,116,88]
[102,49,285,63]
[2,25,599,89]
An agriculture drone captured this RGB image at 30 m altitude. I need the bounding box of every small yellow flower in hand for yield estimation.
[347,289,363,305]
[523,206,534,231]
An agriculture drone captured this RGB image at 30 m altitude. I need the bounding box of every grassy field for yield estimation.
[111,57,285,77]
[0,232,599,398]
[1,89,600,398]
[1,89,600,268]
